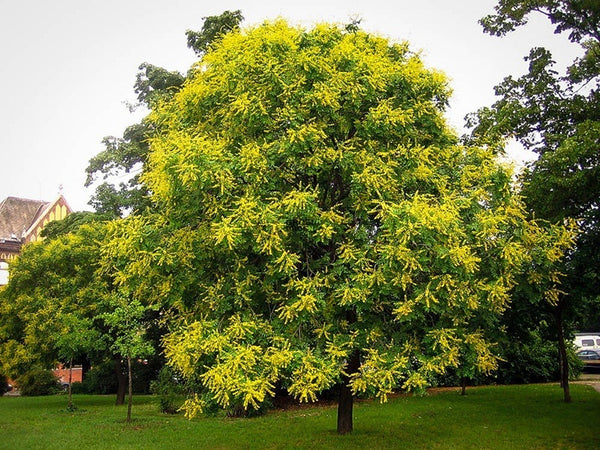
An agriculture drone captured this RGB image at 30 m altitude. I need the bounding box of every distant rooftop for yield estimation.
[0,197,50,241]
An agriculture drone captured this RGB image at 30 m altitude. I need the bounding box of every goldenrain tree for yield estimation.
[102,20,573,434]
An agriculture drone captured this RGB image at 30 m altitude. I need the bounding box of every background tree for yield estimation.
[0,216,147,404]
[0,219,109,380]
[467,0,600,402]
[103,20,573,434]
[185,9,244,56]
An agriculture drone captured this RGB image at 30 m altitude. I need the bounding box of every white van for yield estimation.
[574,333,600,352]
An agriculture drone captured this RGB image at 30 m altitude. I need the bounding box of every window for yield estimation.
[0,261,8,285]
[582,339,594,346]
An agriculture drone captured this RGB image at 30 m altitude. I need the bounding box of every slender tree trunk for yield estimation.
[115,357,126,405]
[556,309,571,403]
[461,377,467,396]
[337,308,361,434]
[68,358,73,409]
[337,349,361,434]
[127,355,133,423]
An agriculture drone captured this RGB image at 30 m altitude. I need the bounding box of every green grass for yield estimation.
[1,384,599,449]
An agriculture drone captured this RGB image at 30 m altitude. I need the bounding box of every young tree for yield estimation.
[56,315,103,410]
[467,0,600,402]
[105,20,572,434]
[101,293,154,423]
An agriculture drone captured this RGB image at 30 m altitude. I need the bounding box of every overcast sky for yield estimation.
[0,0,579,211]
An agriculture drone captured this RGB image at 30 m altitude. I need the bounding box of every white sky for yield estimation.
[0,0,579,211]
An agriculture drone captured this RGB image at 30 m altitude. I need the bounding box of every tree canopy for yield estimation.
[98,20,573,433]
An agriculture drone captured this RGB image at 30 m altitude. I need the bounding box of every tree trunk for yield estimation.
[82,358,91,380]
[461,377,467,396]
[127,355,133,423]
[337,308,360,434]
[337,349,361,434]
[68,358,73,409]
[556,309,571,403]
[115,357,126,405]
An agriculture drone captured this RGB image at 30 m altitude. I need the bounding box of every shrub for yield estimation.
[496,335,558,384]
[131,358,162,394]
[17,369,61,396]
[150,366,185,414]
[77,361,117,394]
[69,382,86,394]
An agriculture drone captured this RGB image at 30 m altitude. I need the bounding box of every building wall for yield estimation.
[53,365,83,385]
[0,241,22,286]
[25,199,70,244]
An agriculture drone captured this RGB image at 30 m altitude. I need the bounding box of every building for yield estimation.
[0,195,72,285]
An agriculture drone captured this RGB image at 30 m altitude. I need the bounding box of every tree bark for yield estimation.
[115,357,126,405]
[461,377,467,396]
[556,308,571,403]
[337,349,361,434]
[127,356,133,423]
[68,358,73,409]
[337,380,353,434]
[82,357,91,378]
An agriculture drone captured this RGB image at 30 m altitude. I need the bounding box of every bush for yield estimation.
[496,336,558,384]
[69,382,86,394]
[17,369,61,396]
[131,358,162,394]
[149,366,272,417]
[77,361,117,394]
[150,366,185,414]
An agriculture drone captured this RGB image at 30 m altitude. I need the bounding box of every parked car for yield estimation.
[574,333,600,352]
[577,349,600,370]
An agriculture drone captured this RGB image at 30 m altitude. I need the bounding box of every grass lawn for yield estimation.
[1,383,599,449]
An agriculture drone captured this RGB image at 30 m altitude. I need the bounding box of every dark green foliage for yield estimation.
[69,382,86,395]
[76,358,159,395]
[480,0,600,43]
[471,1,600,399]
[85,123,154,218]
[186,10,244,56]
[130,358,161,395]
[40,212,112,239]
[76,361,117,394]
[16,369,61,396]
[150,366,185,414]
[134,63,186,107]
[496,332,559,384]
